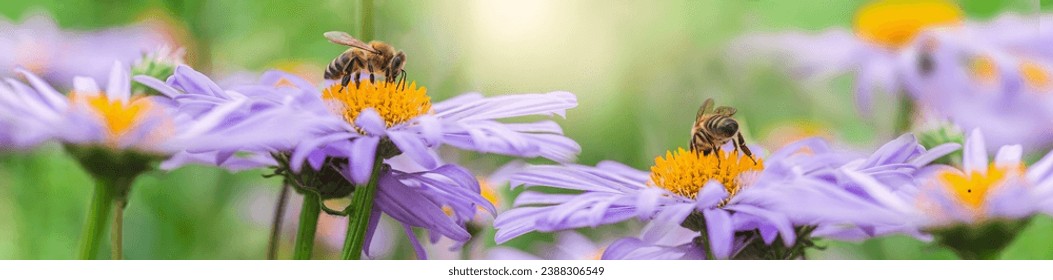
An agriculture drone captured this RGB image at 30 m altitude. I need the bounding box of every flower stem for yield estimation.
[293,191,321,260]
[267,183,291,260]
[78,178,115,260]
[359,0,374,41]
[111,199,126,260]
[893,95,915,136]
[341,154,384,260]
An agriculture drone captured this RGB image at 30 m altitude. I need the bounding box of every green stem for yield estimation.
[341,153,385,260]
[78,178,115,260]
[893,95,915,136]
[293,192,321,260]
[267,183,291,260]
[111,199,126,260]
[359,0,374,41]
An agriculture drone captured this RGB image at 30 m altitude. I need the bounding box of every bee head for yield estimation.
[717,118,738,138]
[391,51,406,69]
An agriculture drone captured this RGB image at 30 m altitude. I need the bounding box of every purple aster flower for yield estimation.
[0,60,295,259]
[838,129,1051,226]
[762,133,960,242]
[494,137,873,259]
[898,24,1053,152]
[0,12,170,90]
[731,0,1025,114]
[792,129,1050,258]
[137,66,580,259]
[496,132,959,259]
[600,220,706,260]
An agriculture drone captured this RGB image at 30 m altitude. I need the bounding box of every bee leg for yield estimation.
[398,69,408,91]
[341,75,352,89]
[342,56,364,90]
[367,64,376,85]
[714,146,722,166]
[737,132,756,164]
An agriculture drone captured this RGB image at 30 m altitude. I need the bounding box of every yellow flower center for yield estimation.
[321,80,431,128]
[1020,61,1051,91]
[479,178,502,209]
[853,0,963,49]
[969,56,1051,91]
[939,164,1016,209]
[73,93,152,141]
[648,148,764,201]
[970,55,1000,85]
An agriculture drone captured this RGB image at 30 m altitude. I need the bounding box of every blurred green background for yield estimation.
[1,0,1051,259]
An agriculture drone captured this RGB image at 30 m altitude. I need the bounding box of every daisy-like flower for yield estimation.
[495,139,838,259]
[732,0,1044,113]
[781,129,1049,259]
[495,133,958,259]
[137,66,580,259]
[898,25,1053,152]
[0,12,170,89]
[0,61,291,259]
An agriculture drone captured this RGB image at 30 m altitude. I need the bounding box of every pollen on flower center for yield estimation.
[74,93,151,140]
[853,0,963,49]
[1020,61,1051,91]
[648,148,764,201]
[939,164,1014,209]
[322,80,431,128]
[479,178,502,209]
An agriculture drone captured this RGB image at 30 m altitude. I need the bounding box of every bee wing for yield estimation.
[714,106,737,116]
[696,98,715,123]
[324,31,378,53]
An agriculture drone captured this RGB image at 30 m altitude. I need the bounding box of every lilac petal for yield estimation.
[654,203,695,224]
[355,108,387,136]
[512,192,578,206]
[757,223,779,245]
[635,188,663,219]
[388,130,438,169]
[911,143,961,167]
[843,170,915,214]
[510,165,637,193]
[375,174,470,242]
[493,207,547,243]
[349,136,380,185]
[435,91,577,121]
[14,68,65,108]
[133,75,181,98]
[415,115,442,145]
[702,209,733,259]
[724,204,795,246]
[362,209,382,258]
[595,160,651,183]
[422,165,497,215]
[403,224,428,260]
[289,132,354,172]
[105,62,130,103]
[1027,150,1053,183]
[259,70,317,91]
[994,144,1022,170]
[168,65,225,97]
[74,76,101,96]
[963,129,989,174]
[431,92,483,112]
[601,237,647,260]
[696,180,730,208]
[306,150,327,170]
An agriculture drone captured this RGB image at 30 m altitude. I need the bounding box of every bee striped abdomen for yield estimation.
[325,53,351,79]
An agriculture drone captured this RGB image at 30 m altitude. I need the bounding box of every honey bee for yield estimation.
[690,98,755,162]
[323,31,407,89]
